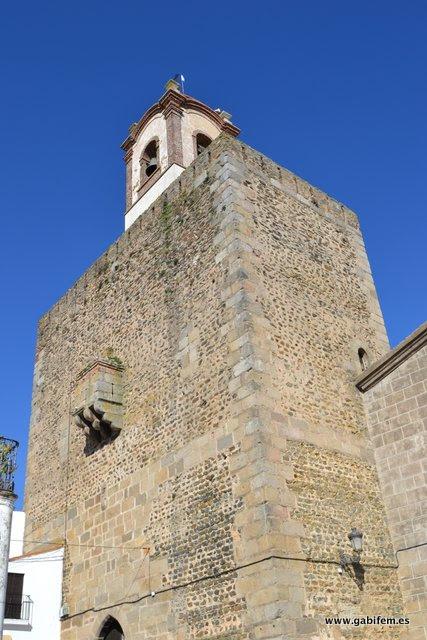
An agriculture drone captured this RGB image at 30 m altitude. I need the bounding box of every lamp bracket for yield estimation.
[339,550,361,568]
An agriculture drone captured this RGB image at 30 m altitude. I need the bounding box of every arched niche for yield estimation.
[97,615,125,640]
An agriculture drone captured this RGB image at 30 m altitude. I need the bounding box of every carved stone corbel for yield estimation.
[72,359,124,454]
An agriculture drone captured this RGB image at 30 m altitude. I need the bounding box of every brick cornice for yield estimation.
[121,89,240,155]
[159,89,185,118]
[356,321,427,392]
[124,148,133,163]
[181,93,240,137]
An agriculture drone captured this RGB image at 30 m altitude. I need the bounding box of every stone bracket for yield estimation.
[72,359,124,453]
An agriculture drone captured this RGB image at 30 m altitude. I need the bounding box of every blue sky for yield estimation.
[1,1,426,506]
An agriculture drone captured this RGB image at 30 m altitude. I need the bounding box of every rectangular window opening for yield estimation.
[5,572,24,619]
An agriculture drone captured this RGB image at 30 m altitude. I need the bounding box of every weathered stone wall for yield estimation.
[25,134,405,639]
[359,330,427,640]
[225,140,404,638]
[26,136,251,639]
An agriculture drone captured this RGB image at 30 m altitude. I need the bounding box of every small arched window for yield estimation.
[196,133,212,156]
[140,139,159,181]
[358,348,369,372]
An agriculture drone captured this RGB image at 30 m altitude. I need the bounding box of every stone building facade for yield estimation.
[24,83,411,639]
[357,323,427,640]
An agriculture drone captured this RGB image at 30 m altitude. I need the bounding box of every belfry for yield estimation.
[122,78,239,228]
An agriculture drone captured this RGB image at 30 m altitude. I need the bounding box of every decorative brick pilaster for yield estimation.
[160,91,184,167]
[124,148,133,211]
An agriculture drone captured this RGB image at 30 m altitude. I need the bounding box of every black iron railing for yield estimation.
[0,437,18,493]
[5,595,33,621]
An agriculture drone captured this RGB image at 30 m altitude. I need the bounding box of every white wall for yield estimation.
[4,512,63,640]
[181,110,221,166]
[125,163,185,229]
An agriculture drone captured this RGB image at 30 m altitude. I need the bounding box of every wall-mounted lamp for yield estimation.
[339,528,363,571]
[59,601,69,619]
[338,528,365,589]
[348,527,363,553]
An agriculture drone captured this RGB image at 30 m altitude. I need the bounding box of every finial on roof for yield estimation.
[165,74,185,93]
[214,108,232,122]
[165,78,180,93]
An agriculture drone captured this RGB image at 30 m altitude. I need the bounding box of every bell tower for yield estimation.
[122,78,240,229]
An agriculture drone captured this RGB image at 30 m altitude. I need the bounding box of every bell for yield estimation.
[145,157,158,177]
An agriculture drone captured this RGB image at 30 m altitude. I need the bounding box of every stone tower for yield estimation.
[24,81,407,640]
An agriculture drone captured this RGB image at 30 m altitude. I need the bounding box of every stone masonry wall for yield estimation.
[26,136,250,639]
[25,134,405,640]
[222,140,404,639]
[360,335,427,640]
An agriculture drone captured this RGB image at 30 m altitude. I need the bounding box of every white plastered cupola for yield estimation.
[121,78,240,229]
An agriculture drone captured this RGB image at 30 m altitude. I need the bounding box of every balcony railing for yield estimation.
[0,436,18,493]
[5,595,33,622]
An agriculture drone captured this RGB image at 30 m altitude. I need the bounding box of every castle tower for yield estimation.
[24,83,407,640]
[122,78,239,229]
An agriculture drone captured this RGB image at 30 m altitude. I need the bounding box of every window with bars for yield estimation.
[5,572,23,619]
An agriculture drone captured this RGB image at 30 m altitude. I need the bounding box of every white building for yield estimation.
[3,511,63,640]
